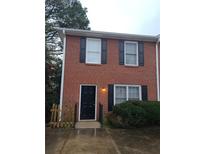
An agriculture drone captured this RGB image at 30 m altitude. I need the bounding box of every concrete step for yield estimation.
[75,121,101,129]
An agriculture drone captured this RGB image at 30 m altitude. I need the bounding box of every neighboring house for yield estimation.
[57,28,160,122]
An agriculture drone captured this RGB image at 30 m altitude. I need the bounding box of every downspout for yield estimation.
[156,37,160,101]
[59,29,66,121]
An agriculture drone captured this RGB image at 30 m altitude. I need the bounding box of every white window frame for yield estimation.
[86,38,101,64]
[124,41,138,66]
[114,84,142,105]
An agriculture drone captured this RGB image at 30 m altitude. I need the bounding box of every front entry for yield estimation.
[80,85,96,120]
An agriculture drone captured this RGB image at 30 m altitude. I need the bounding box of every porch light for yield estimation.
[101,87,107,92]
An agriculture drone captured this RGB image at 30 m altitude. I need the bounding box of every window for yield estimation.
[128,87,139,101]
[124,41,138,66]
[86,38,101,64]
[115,86,126,104]
[114,85,141,104]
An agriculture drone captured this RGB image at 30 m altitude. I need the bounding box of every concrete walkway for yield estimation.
[46,127,160,154]
[75,121,101,128]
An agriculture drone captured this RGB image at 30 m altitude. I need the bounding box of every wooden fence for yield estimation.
[49,104,75,128]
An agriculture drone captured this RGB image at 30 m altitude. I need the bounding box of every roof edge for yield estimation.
[56,28,159,42]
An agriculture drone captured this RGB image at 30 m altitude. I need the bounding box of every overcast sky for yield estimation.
[80,0,160,35]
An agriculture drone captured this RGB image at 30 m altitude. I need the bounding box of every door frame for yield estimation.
[79,84,97,121]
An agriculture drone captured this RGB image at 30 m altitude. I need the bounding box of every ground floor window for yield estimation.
[114,84,142,104]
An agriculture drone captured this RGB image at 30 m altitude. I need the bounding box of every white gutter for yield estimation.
[59,29,66,121]
[156,38,160,101]
[56,28,157,42]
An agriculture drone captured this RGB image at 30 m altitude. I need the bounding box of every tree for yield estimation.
[45,0,90,123]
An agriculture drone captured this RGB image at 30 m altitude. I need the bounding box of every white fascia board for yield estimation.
[56,28,158,42]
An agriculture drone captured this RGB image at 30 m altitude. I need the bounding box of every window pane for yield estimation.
[126,54,137,65]
[87,39,101,52]
[116,86,126,98]
[86,38,101,64]
[128,87,139,100]
[86,52,100,63]
[115,86,126,104]
[126,43,136,54]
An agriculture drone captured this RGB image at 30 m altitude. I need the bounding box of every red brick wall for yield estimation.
[62,35,157,120]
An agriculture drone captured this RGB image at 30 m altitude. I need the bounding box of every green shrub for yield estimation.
[111,102,147,128]
[103,112,115,128]
[106,113,124,128]
[108,101,160,128]
[138,101,160,125]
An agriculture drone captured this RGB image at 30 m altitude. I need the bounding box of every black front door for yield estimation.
[80,86,96,120]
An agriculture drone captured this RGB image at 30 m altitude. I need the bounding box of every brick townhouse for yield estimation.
[57,28,160,122]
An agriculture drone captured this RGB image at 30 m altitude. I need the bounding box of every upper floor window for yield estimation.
[124,41,138,66]
[86,38,101,64]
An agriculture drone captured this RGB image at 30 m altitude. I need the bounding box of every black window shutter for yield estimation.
[141,85,148,101]
[119,40,124,65]
[138,41,144,66]
[80,37,86,63]
[108,84,114,111]
[101,39,107,64]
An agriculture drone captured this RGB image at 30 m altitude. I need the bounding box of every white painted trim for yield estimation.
[78,85,81,122]
[85,38,101,64]
[78,84,97,121]
[56,28,158,42]
[126,86,128,101]
[124,41,139,66]
[113,84,142,105]
[156,41,160,101]
[59,30,66,121]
